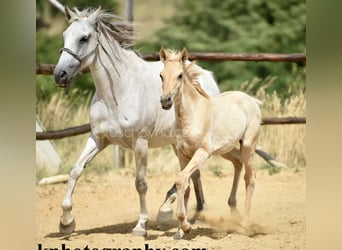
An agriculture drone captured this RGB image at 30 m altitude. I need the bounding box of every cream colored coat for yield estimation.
[160,48,262,239]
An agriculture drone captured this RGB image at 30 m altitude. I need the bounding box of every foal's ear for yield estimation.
[64,6,76,21]
[181,47,188,63]
[159,47,167,63]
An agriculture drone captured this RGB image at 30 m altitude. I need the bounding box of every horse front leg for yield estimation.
[157,146,206,223]
[59,136,104,234]
[174,148,209,240]
[157,183,177,222]
[157,169,206,223]
[132,137,149,236]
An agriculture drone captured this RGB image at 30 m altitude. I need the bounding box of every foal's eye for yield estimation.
[178,73,183,80]
[160,74,163,81]
[80,35,90,42]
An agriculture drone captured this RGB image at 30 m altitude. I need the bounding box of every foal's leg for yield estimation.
[174,148,209,240]
[132,137,149,236]
[157,145,179,222]
[157,169,206,223]
[60,136,105,234]
[220,148,243,215]
[157,145,206,223]
[240,138,258,228]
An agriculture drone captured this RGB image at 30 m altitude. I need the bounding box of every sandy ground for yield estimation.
[36,168,306,250]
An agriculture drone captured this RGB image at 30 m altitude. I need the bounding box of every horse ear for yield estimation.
[64,6,76,21]
[159,47,167,63]
[181,47,188,63]
[88,6,102,25]
[74,7,82,16]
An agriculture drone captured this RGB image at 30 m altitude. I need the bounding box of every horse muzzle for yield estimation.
[53,61,80,88]
[160,95,173,110]
[53,69,72,88]
[53,53,81,88]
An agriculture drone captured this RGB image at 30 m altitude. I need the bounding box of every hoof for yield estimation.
[189,211,203,224]
[173,226,191,240]
[157,207,173,222]
[132,224,147,237]
[59,219,76,235]
[173,229,185,240]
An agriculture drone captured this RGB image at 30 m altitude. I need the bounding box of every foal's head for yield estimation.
[159,47,188,110]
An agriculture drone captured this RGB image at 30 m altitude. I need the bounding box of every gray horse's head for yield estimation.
[53,7,101,88]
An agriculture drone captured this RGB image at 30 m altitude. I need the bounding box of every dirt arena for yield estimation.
[36,168,305,250]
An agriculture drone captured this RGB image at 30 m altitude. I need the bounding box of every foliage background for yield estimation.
[141,0,306,98]
[36,0,306,100]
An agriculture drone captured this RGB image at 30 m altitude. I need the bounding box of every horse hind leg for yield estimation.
[221,148,243,216]
[240,136,258,228]
[59,136,104,234]
[157,183,177,222]
[188,169,206,223]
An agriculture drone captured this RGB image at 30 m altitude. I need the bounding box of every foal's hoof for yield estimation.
[173,227,191,240]
[59,219,76,235]
[157,207,173,222]
[173,229,185,240]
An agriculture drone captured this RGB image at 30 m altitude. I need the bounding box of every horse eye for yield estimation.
[80,35,90,42]
[160,74,163,81]
[178,73,183,79]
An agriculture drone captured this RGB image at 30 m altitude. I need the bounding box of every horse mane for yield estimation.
[184,62,210,99]
[71,7,135,49]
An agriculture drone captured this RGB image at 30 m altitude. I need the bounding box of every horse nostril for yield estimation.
[167,96,172,104]
[59,70,67,79]
[55,70,67,83]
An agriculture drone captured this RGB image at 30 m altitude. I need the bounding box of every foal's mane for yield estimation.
[70,7,135,49]
[184,62,210,99]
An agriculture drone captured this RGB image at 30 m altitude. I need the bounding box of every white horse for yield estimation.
[53,6,222,236]
[159,48,262,239]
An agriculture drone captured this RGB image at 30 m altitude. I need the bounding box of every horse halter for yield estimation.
[59,43,99,64]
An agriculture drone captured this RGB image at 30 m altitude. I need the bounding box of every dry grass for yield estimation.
[36,90,115,178]
[255,89,306,169]
[36,86,306,179]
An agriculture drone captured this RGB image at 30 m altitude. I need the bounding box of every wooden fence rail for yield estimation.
[36,52,305,75]
[36,117,306,140]
[142,52,306,62]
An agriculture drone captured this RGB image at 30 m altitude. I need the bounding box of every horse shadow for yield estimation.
[45,219,267,240]
[46,220,177,240]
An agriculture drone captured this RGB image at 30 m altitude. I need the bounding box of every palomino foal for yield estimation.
[159,48,262,239]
